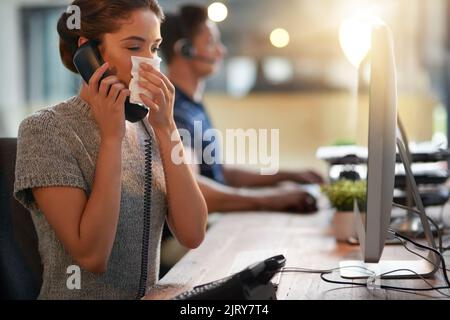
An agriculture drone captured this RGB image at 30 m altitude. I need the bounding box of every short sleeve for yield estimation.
[14,113,88,212]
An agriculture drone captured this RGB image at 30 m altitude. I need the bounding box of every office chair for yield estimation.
[0,138,42,299]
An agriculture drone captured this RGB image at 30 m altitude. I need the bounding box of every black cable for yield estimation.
[136,122,153,299]
[396,233,450,272]
[392,202,444,253]
[316,230,450,297]
[320,269,450,297]
[397,236,450,272]
[275,253,450,296]
[270,202,450,297]
[392,230,450,288]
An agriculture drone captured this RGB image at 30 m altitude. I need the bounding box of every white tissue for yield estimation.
[129,56,162,106]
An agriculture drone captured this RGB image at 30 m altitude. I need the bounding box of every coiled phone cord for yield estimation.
[137,121,153,299]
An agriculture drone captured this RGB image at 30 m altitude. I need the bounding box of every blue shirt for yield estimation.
[173,87,226,184]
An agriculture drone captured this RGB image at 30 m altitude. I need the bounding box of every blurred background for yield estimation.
[0,0,449,176]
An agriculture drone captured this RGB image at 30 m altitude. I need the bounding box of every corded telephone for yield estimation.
[72,40,149,123]
[174,255,286,300]
[72,40,152,299]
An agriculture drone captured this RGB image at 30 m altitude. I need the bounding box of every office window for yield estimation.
[22,7,80,105]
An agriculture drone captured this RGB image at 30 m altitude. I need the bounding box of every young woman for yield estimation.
[14,0,207,300]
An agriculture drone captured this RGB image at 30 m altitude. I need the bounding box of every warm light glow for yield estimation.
[339,15,383,67]
[270,28,290,48]
[208,2,228,22]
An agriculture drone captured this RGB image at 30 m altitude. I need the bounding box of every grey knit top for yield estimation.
[13,96,168,300]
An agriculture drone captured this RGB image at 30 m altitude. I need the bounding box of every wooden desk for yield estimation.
[145,209,450,300]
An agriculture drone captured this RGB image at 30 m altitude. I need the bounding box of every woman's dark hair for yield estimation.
[160,5,208,64]
[57,0,164,73]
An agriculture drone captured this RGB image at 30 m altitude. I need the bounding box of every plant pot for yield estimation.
[332,210,358,242]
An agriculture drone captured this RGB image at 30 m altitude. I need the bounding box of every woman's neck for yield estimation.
[168,62,204,103]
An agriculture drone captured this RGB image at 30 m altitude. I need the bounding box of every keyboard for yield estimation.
[394,169,449,188]
[317,145,450,165]
[393,186,450,207]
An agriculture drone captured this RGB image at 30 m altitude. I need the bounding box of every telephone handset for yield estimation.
[73,40,148,123]
[174,255,286,300]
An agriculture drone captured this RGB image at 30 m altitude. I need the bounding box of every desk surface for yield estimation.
[145,209,450,300]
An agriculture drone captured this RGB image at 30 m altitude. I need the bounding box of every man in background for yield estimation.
[160,5,324,214]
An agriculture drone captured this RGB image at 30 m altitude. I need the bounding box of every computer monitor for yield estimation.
[339,22,439,279]
[363,22,398,264]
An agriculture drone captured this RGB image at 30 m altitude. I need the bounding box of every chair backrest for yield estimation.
[0,138,42,299]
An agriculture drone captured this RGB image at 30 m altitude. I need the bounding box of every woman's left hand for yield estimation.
[138,63,176,130]
[138,65,207,249]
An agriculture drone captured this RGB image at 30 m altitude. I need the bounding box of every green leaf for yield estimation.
[321,179,367,211]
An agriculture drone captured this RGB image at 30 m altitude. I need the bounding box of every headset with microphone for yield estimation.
[174,14,217,65]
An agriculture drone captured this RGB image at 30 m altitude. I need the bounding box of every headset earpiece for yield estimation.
[175,39,196,59]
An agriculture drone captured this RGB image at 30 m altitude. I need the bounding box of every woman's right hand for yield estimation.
[86,62,130,143]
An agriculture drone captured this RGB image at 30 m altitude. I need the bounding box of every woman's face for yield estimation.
[98,9,162,87]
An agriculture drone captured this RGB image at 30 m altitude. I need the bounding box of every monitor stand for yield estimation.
[339,137,440,279]
[390,117,435,239]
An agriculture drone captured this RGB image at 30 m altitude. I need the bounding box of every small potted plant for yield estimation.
[321,179,367,242]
